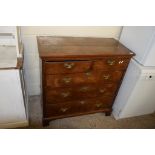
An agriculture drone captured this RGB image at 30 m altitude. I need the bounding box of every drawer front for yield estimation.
[45,83,118,104]
[93,57,130,70]
[45,71,123,88]
[45,102,74,118]
[97,83,118,96]
[44,96,113,118]
[91,97,112,111]
[45,60,92,74]
[46,86,96,104]
[46,71,100,88]
[100,71,124,83]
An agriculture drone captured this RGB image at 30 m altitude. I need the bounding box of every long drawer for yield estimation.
[44,96,113,118]
[45,83,118,104]
[45,71,123,88]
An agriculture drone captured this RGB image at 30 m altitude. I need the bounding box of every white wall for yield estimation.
[21,26,122,96]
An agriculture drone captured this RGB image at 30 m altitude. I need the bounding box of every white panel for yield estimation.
[120,26,155,66]
[0,36,15,45]
[0,26,16,33]
[113,59,155,119]
[0,46,17,68]
[0,70,27,124]
[0,26,22,57]
[120,74,155,118]
[143,35,155,66]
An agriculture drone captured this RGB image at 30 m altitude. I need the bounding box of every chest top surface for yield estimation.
[37,36,135,60]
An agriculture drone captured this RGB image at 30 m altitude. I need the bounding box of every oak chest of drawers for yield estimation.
[37,36,135,126]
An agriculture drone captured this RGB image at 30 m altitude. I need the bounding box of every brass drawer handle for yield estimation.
[103,74,110,80]
[79,100,86,105]
[107,59,116,66]
[96,103,102,108]
[85,71,92,76]
[99,89,106,93]
[79,86,89,92]
[119,60,124,64]
[60,108,68,112]
[62,77,72,84]
[61,92,70,98]
[64,62,75,69]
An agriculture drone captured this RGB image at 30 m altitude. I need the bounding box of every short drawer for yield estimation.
[93,57,130,70]
[45,60,92,74]
[100,71,124,83]
[44,96,113,118]
[45,83,118,104]
[45,71,100,88]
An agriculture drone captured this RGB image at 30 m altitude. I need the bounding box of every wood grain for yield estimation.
[45,60,92,74]
[44,96,113,118]
[37,36,135,60]
[45,83,118,104]
[38,36,135,126]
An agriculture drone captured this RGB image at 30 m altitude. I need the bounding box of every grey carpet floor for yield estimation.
[29,96,155,129]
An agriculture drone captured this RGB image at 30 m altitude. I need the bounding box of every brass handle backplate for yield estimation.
[61,92,70,98]
[85,71,92,76]
[107,59,116,66]
[62,77,72,84]
[99,89,106,93]
[60,108,68,112]
[103,74,110,80]
[96,103,102,108]
[79,100,86,105]
[79,86,89,92]
[64,63,75,69]
[119,60,124,64]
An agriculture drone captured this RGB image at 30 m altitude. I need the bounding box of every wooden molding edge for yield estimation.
[0,120,29,129]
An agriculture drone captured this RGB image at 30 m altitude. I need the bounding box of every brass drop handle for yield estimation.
[103,74,110,80]
[62,77,72,84]
[60,108,68,112]
[85,71,92,76]
[79,100,86,105]
[79,86,89,92]
[61,92,70,98]
[119,60,124,64]
[107,59,116,66]
[64,62,75,69]
[99,89,106,93]
[96,103,102,108]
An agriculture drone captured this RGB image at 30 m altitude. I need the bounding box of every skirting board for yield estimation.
[0,120,29,129]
